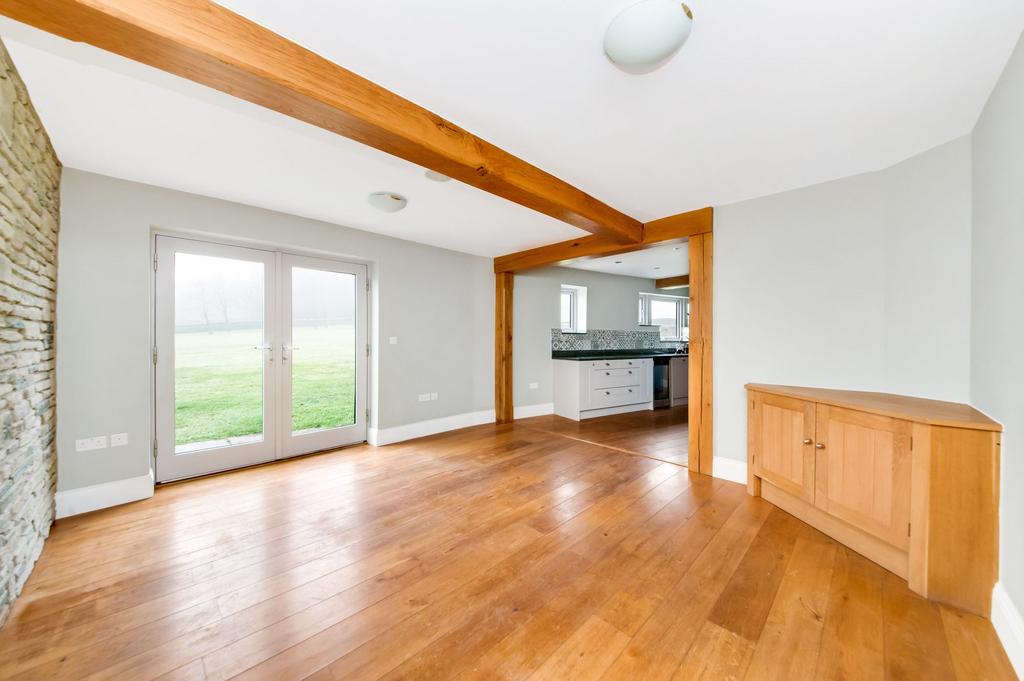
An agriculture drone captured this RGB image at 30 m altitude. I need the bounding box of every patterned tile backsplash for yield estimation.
[551,328,685,351]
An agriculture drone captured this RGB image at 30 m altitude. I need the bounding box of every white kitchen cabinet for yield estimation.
[670,356,689,407]
[553,358,653,421]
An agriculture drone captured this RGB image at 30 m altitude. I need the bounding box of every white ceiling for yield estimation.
[214,0,1024,220]
[3,1,1024,258]
[564,242,689,279]
[0,20,584,258]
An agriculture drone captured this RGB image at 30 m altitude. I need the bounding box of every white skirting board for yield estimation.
[367,410,496,446]
[993,582,1024,677]
[514,402,555,419]
[55,470,155,519]
[712,457,748,485]
[367,404,555,447]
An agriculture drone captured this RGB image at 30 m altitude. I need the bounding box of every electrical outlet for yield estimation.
[430,392,438,401]
[389,336,398,345]
[110,433,128,447]
[529,382,539,389]
[75,436,108,452]
[418,393,430,402]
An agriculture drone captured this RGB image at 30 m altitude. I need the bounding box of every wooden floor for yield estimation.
[519,406,689,466]
[0,418,1016,681]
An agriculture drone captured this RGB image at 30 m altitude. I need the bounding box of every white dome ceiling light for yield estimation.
[367,191,407,213]
[604,0,694,74]
[424,169,452,182]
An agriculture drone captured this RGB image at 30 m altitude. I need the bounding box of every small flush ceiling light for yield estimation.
[604,0,694,74]
[368,192,407,213]
[424,170,451,182]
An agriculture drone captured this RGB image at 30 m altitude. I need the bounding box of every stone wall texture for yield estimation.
[0,38,60,627]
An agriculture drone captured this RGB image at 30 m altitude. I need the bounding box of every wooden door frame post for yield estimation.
[687,232,713,472]
[495,272,514,423]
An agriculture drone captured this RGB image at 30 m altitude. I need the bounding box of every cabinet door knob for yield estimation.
[803,438,813,445]
[815,442,826,449]
[605,371,610,375]
[605,391,611,395]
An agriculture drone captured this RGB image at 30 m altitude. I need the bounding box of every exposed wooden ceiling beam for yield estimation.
[656,275,689,289]
[494,207,712,273]
[1,0,644,243]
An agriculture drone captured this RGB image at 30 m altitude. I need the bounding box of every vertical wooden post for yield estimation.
[495,272,514,423]
[688,233,714,474]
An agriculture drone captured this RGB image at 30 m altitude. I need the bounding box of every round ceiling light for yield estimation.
[604,0,693,74]
[368,192,407,213]
[424,170,451,182]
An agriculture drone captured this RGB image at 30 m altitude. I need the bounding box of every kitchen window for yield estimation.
[639,292,688,341]
[560,285,587,332]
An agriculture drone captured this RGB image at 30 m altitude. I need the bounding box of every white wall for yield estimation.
[972,31,1024,640]
[513,266,676,408]
[57,169,494,492]
[714,136,973,461]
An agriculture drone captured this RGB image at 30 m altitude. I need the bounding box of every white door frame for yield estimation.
[153,234,370,482]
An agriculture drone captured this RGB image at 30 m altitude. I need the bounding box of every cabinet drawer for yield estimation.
[589,358,644,370]
[591,385,644,409]
[591,367,642,389]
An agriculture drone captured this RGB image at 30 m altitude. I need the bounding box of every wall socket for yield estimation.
[110,433,128,447]
[75,435,108,452]
[418,393,439,403]
[529,382,539,389]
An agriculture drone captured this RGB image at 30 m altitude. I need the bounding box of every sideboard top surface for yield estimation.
[745,384,1002,432]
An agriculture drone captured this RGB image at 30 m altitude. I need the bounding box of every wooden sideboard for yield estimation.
[746,383,1001,616]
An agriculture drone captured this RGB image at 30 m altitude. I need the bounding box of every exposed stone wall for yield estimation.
[0,39,60,627]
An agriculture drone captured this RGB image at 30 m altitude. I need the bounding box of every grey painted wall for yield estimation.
[715,136,973,462]
[972,31,1024,615]
[513,266,680,407]
[57,169,494,491]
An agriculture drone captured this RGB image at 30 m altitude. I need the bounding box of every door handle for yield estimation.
[803,438,813,445]
[252,345,273,363]
[815,442,826,449]
[281,344,301,361]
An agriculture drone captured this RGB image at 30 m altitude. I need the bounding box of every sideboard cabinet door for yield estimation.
[750,393,816,502]
[815,404,912,550]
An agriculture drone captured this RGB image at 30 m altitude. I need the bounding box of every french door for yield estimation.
[154,236,367,482]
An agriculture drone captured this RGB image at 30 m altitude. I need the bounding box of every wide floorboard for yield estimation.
[519,406,689,466]
[0,419,1015,681]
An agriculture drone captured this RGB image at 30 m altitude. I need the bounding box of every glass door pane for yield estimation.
[174,253,267,451]
[290,267,356,433]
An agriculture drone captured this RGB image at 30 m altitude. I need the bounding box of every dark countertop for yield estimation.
[552,349,688,361]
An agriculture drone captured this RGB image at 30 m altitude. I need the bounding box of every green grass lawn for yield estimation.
[175,325,356,445]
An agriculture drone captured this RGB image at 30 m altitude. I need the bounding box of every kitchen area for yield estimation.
[513,242,692,467]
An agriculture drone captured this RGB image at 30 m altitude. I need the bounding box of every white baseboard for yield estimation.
[367,403,555,447]
[993,582,1024,677]
[514,402,554,419]
[368,410,497,446]
[712,456,748,485]
[56,470,155,519]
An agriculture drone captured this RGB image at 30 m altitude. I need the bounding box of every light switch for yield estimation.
[389,336,398,345]
[529,382,539,389]
[430,392,438,401]
[110,433,128,447]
